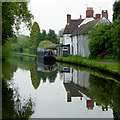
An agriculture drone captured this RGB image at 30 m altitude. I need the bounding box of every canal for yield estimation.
[2,56,120,119]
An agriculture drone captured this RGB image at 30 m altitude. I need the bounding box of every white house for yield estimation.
[62,7,110,57]
[63,14,84,55]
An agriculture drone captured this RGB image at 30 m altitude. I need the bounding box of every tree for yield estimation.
[88,24,112,58]
[2,2,33,60]
[110,16,120,59]
[113,0,120,21]
[29,21,40,54]
[11,35,29,53]
[2,2,33,45]
[41,29,47,41]
[47,29,59,44]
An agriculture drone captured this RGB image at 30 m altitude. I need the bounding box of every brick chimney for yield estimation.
[80,15,82,19]
[102,10,108,19]
[86,7,94,18]
[67,14,71,25]
[95,14,101,19]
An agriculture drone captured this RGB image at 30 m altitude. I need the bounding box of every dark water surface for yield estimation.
[2,56,120,119]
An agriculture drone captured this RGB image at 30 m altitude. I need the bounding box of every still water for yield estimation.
[2,56,120,119]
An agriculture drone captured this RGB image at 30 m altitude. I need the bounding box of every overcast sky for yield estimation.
[20,0,116,35]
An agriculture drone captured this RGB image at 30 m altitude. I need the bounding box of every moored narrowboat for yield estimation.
[36,47,55,61]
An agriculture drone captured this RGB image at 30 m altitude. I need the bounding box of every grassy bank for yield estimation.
[56,56,120,74]
[15,53,36,58]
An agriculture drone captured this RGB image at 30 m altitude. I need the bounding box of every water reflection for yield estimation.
[2,56,120,119]
[58,63,120,119]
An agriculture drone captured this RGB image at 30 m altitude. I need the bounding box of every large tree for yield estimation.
[113,0,120,21]
[29,21,40,54]
[2,2,33,60]
[2,2,33,45]
[47,29,59,44]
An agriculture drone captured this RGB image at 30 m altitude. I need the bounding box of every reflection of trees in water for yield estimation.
[30,63,41,89]
[2,80,35,119]
[2,57,35,119]
[89,74,120,119]
[38,70,58,83]
[2,60,17,81]
[30,61,58,89]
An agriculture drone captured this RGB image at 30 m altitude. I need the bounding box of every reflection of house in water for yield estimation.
[64,83,83,102]
[57,64,90,89]
[87,100,94,110]
[102,106,108,111]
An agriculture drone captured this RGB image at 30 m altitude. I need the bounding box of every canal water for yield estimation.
[2,56,120,119]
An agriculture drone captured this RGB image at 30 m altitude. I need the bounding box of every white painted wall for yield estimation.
[63,73,72,83]
[78,35,90,57]
[77,71,90,89]
[72,69,78,85]
[72,36,78,55]
[63,34,72,55]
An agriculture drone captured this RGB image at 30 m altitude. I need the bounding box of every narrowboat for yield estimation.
[36,47,55,61]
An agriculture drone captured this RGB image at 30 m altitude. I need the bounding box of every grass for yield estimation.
[56,56,120,73]
[15,53,36,57]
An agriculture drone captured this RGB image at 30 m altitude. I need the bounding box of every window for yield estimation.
[63,47,68,51]
[63,67,68,71]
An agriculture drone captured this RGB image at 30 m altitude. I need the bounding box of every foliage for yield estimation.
[88,23,112,59]
[2,38,13,60]
[29,21,40,54]
[38,40,58,49]
[2,2,33,60]
[110,17,120,60]
[2,2,33,45]
[113,0,120,21]
[41,29,48,41]
[12,35,29,53]
[88,19,120,60]
[47,29,59,44]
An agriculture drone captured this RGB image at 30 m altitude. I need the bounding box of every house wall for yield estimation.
[72,36,78,55]
[63,68,90,89]
[63,34,72,55]
[77,71,90,89]
[78,35,90,57]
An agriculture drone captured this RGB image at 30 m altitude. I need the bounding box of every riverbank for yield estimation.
[15,53,120,76]
[55,56,120,76]
[15,53,36,58]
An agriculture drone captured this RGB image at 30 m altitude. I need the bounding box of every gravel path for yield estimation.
[84,60,120,65]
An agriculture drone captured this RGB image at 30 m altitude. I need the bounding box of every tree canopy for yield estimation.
[2,2,33,45]
[47,29,59,44]
[2,2,33,60]
[29,21,40,54]
[113,0,120,21]
[38,40,58,49]
[88,17,120,60]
